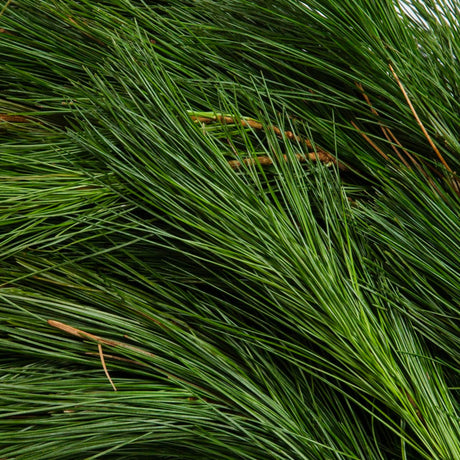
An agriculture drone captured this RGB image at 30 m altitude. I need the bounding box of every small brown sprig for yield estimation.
[389,64,451,173]
[97,343,117,391]
[48,319,155,391]
[48,320,155,357]
[0,114,30,123]
[355,81,414,168]
[227,152,335,169]
[48,320,213,396]
[389,64,459,193]
[190,113,348,171]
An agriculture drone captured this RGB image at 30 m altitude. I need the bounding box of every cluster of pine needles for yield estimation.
[1,0,459,458]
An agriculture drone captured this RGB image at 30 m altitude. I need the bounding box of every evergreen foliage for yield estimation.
[0,1,459,458]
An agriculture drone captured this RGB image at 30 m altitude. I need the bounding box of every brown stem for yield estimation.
[228,152,334,169]
[355,82,412,168]
[389,64,452,173]
[0,114,30,123]
[191,114,347,171]
[350,120,390,161]
[98,343,117,391]
[351,118,445,193]
[354,83,451,196]
[384,125,423,171]
[48,320,155,357]
[0,27,14,35]
[49,320,211,395]
[356,82,441,171]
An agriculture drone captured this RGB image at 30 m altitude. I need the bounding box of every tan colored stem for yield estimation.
[191,114,347,171]
[48,320,155,357]
[228,152,334,169]
[354,83,448,195]
[356,82,412,168]
[98,343,117,391]
[389,64,451,172]
[350,121,390,161]
[192,114,307,143]
[49,320,206,392]
[0,114,30,123]
[0,27,14,35]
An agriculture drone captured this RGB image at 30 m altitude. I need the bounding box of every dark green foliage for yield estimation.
[0,1,459,458]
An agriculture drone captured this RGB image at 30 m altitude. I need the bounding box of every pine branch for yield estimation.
[190,113,348,170]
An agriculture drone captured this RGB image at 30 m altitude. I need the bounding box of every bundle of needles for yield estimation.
[1,0,459,459]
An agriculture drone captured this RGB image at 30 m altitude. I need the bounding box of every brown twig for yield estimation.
[191,114,347,171]
[48,320,155,357]
[0,27,14,35]
[97,343,117,391]
[350,120,390,161]
[0,114,30,123]
[48,319,211,394]
[228,152,335,169]
[355,82,412,168]
[384,125,423,171]
[354,83,435,177]
[351,118,444,193]
[389,64,452,173]
[354,83,450,197]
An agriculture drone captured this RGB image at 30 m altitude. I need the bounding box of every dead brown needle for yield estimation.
[389,64,452,172]
[47,320,155,357]
[355,82,411,168]
[350,120,390,161]
[98,343,117,391]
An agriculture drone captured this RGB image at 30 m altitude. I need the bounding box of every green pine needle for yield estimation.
[1,0,459,458]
